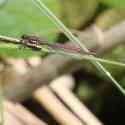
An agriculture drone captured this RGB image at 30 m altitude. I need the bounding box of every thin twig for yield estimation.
[0,35,19,44]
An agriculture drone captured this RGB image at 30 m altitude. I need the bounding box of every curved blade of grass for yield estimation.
[32,0,125,95]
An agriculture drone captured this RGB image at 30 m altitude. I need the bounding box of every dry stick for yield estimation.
[93,21,125,54]
[1,22,125,101]
[34,86,84,125]
[5,101,47,125]
[49,75,103,125]
[75,23,125,55]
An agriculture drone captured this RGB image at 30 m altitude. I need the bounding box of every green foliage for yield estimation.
[77,82,96,101]
[100,46,125,76]
[0,0,60,57]
[0,44,43,58]
[60,0,99,28]
[102,0,125,8]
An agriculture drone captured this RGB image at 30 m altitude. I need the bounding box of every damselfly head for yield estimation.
[21,34,28,39]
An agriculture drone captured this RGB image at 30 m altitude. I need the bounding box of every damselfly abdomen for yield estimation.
[20,34,95,55]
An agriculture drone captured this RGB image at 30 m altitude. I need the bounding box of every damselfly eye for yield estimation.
[21,34,28,39]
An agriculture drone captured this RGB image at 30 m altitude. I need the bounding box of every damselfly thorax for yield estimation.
[20,34,42,50]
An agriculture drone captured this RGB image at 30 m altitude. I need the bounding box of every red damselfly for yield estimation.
[20,34,95,55]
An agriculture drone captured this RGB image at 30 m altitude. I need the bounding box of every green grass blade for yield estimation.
[32,0,125,95]
[41,47,125,67]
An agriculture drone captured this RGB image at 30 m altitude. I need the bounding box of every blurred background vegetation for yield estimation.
[0,0,125,125]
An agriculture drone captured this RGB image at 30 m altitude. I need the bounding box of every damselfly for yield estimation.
[20,34,95,55]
